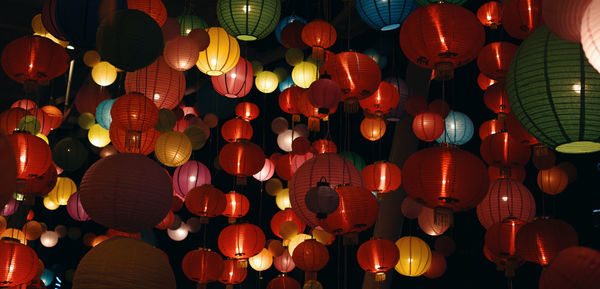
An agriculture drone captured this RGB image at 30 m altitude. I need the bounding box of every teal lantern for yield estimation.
[436,111,474,145]
[95,99,116,130]
[216,0,281,41]
[278,75,294,92]
[339,151,366,172]
[177,14,208,36]
[356,0,418,31]
[416,0,467,6]
[507,26,600,154]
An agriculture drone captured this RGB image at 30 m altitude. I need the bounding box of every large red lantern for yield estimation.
[0,240,38,286]
[515,218,578,266]
[477,42,518,81]
[235,102,259,121]
[163,36,200,71]
[182,248,224,285]
[0,108,28,135]
[399,3,485,80]
[8,133,52,179]
[359,81,400,116]
[219,140,265,178]
[218,223,266,259]
[75,81,111,115]
[127,0,167,26]
[485,218,526,259]
[483,82,510,114]
[219,259,247,286]
[110,93,159,133]
[109,125,159,155]
[357,239,399,281]
[267,275,301,289]
[477,1,503,28]
[502,0,544,40]
[301,20,336,60]
[271,208,306,240]
[480,132,531,167]
[221,118,253,142]
[212,57,253,99]
[361,161,402,195]
[279,86,303,117]
[412,111,445,142]
[1,35,69,84]
[307,78,342,114]
[185,185,227,220]
[125,57,185,110]
[319,185,378,235]
[328,52,381,111]
[222,191,250,221]
[476,178,536,229]
[538,246,600,289]
[292,239,329,281]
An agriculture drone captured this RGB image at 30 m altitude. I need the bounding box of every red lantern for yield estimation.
[424,251,447,279]
[163,36,200,71]
[235,102,259,121]
[537,166,569,195]
[127,0,167,26]
[274,250,295,273]
[11,100,37,112]
[488,166,526,183]
[221,118,253,142]
[538,246,600,289]
[502,0,544,40]
[320,185,378,235]
[219,140,265,177]
[155,210,174,229]
[0,108,28,135]
[361,161,401,194]
[400,3,484,80]
[267,275,301,289]
[281,21,309,49]
[110,93,159,133]
[476,178,536,229]
[109,125,160,155]
[40,105,63,131]
[359,81,400,116]
[8,133,52,179]
[328,52,381,107]
[279,86,303,116]
[515,218,578,266]
[480,132,531,167]
[301,20,336,59]
[182,248,224,284]
[478,42,518,81]
[292,239,329,280]
[307,79,341,114]
[24,163,57,196]
[275,153,294,181]
[185,185,227,219]
[479,119,505,140]
[428,99,450,119]
[292,137,313,155]
[222,191,250,220]
[296,89,336,131]
[1,35,69,84]
[478,73,497,90]
[504,112,539,145]
[0,240,38,286]
[219,259,247,285]
[75,81,111,115]
[477,1,503,28]
[125,57,185,110]
[212,57,253,99]
[218,223,266,259]
[412,111,445,142]
[271,208,306,239]
[312,139,337,154]
[483,82,510,114]
[485,218,526,259]
[356,239,399,279]
[360,116,386,141]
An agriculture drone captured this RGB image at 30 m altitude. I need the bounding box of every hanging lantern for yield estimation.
[304,178,340,219]
[23,163,57,196]
[477,42,519,80]
[127,0,167,26]
[537,166,569,195]
[478,73,496,90]
[219,140,265,178]
[504,112,539,146]
[76,81,112,114]
[412,111,444,142]
[267,275,301,289]
[488,166,526,183]
[47,176,77,205]
[0,108,27,135]
[394,236,431,277]
[418,206,450,236]
[357,239,399,281]
[163,35,199,71]
[319,185,379,235]
[271,208,306,240]
[476,178,536,229]
[256,71,279,93]
[274,249,295,273]
[182,248,224,287]
[295,90,333,131]
[423,251,447,279]
[515,218,578,266]
[502,0,543,40]
[478,118,504,140]
[360,117,386,141]
[361,161,401,195]
[109,125,159,155]
[301,20,336,62]
[9,133,52,179]
[218,223,266,260]
[292,62,318,89]
[222,191,250,222]
[312,140,337,154]
[196,27,240,76]
[95,99,116,130]
[292,239,329,281]
[539,246,600,289]
[483,82,510,114]
[110,93,159,135]
[328,52,381,112]
[253,158,275,181]
[355,0,417,31]
[154,131,192,167]
[543,0,591,43]
[185,185,227,221]
[276,16,306,44]
[173,160,211,198]
[220,258,247,287]
[212,57,253,98]
[235,102,259,121]
[401,197,423,219]
[279,86,303,119]
[221,119,253,143]
[67,192,90,221]
[428,99,450,118]
[477,1,503,28]
[480,132,531,167]
[124,57,185,110]
[436,111,474,145]
[177,15,208,36]
[307,79,341,115]
[531,144,556,170]
[249,248,273,272]
[484,218,526,265]
[216,0,281,41]
[0,240,38,286]
[359,81,400,117]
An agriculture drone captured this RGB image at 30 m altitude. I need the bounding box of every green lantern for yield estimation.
[507,26,600,154]
[177,14,208,36]
[52,137,88,171]
[339,151,366,172]
[216,0,281,41]
[416,0,467,6]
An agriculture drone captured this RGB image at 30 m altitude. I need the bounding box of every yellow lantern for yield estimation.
[248,248,273,272]
[287,233,311,256]
[88,124,111,148]
[311,228,334,245]
[1,228,26,244]
[285,48,304,66]
[154,131,192,167]
[36,133,49,144]
[43,197,59,211]
[92,61,118,86]
[255,71,279,93]
[196,27,240,76]
[265,178,283,196]
[275,188,291,210]
[31,13,69,47]
[279,221,299,240]
[84,50,101,67]
[78,113,96,130]
[292,61,317,88]
[251,60,263,76]
[394,236,431,277]
[48,177,77,205]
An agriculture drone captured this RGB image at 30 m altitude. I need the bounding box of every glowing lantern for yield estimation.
[301,20,336,60]
[185,185,226,220]
[9,133,52,179]
[436,111,474,145]
[412,111,444,142]
[328,52,381,111]
[216,0,281,41]
[220,259,247,286]
[307,79,341,114]
[43,197,59,211]
[359,81,400,116]
[0,240,38,286]
[218,223,266,259]
[361,161,401,194]
[418,206,450,236]
[483,82,510,114]
[539,246,600,289]
[292,62,317,89]
[47,177,76,206]
[154,131,192,167]
[515,218,578,266]
[478,73,496,90]
[222,191,250,221]
[219,140,265,177]
[110,93,159,135]
[87,124,110,148]
[67,192,90,221]
[196,27,240,76]
[476,178,536,229]
[92,62,118,87]
[124,57,185,110]
[502,0,543,40]
[173,160,211,198]
[477,42,518,80]
[212,57,253,98]
[360,117,386,141]
[256,71,279,93]
[40,231,59,248]
[271,208,306,240]
[95,99,116,130]
[292,239,329,281]
[357,239,399,281]
[249,248,273,271]
[394,236,431,277]
[477,1,503,28]
[480,132,531,167]
[355,0,417,31]
[163,35,199,72]
[275,188,291,210]
[543,0,591,43]
[537,166,569,195]
[484,218,526,261]
[253,158,275,182]
[182,248,224,286]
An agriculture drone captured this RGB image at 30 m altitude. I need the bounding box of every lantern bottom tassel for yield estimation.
[344,98,359,114]
[308,117,320,132]
[237,259,248,268]
[375,272,386,282]
[434,207,454,227]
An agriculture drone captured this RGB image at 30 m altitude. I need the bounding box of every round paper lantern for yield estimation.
[182,248,224,284]
[436,111,474,145]
[480,132,531,167]
[222,191,250,219]
[402,146,489,213]
[279,86,303,116]
[476,178,536,229]
[361,161,401,194]
[52,137,88,172]
[424,251,446,279]
[79,153,172,233]
[124,57,185,110]
[276,188,292,211]
[502,0,543,40]
[46,176,76,205]
[9,133,52,179]
[307,79,341,114]
[109,125,159,155]
[394,236,431,277]
[91,62,117,87]
[0,108,27,135]
[304,181,339,219]
[88,124,110,148]
[539,246,600,289]
[0,240,38,286]
[477,1,503,28]
[359,81,400,116]
[477,42,519,81]
[40,231,59,248]
[537,166,569,195]
[328,52,381,104]
[127,0,167,26]
[185,185,227,219]
[516,218,578,266]
[1,35,69,84]
[23,163,57,196]
[173,160,211,198]
[111,93,159,134]
[412,111,444,142]
[196,27,240,76]
[212,57,253,98]
[312,139,337,154]
[177,15,208,36]
[292,62,317,89]
[216,0,281,41]
[1,228,26,244]
[276,16,306,43]
[532,145,556,170]
[256,71,279,93]
[154,131,192,167]
[301,20,336,56]
[219,140,265,177]
[483,82,510,114]
[267,275,300,289]
[95,99,115,130]
[485,218,527,262]
[67,192,90,221]
[355,0,417,31]
[399,3,484,80]
[23,221,42,241]
[221,119,253,143]
[478,73,497,90]
[543,0,591,43]
[220,259,247,285]
[357,239,399,280]
[418,206,450,236]
[428,100,450,119]
[249,248,273,272]
[11,100,37,112]
[40,105,62,131]
[271,208,306,239]
[163,36,199,71]
[218,223,266,259]
[253,158,275,181]
[96,9,164,72]
[72,237,176,289]
[401,197,423,219]
[292,239,329,275]
[360,117,386,141]
[274,250,295,273]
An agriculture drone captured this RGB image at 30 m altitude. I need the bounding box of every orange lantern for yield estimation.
[356,239,399,281]
[360,117,386,141]
[483,82,510,114]
[537,166,569,195]
[301,20,336,61]
[182,248,224,286]
[221,118,253,142]
[185,185,227,221]
[219,140,265,178]
[361,161,401,194]
[480,132,531,167]
[359,81,400,116]
[219,259,247,287]
[8,133,52,179]
[0,240,38,286]
[477,1,503,28]
[292,239,329,281]
[235,102,259,121]
[218,223,266,260]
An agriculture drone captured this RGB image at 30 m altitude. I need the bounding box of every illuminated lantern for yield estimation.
[480,132,531,167]
[0,240,38,286]
[292,62,318,89]
[79,154,173,233]
[1,35,69,84]
[292,239,329,281]
[478,73,496,90]
[0,108,27,135]
[394,236,431,277]
[301,20,336,60]
[483,82,510,114]
[355,0,417,31]
[196,27,240,76]
[539,246,600,289]
[312,139,337,154]
[249,248,273,272]
[485,218,526,261]
[537,166,569,195]
[213,57,253,98]
[401,197,423,219]
[254,158,275,181]
[307,79,341,114]
[476,178,536,229]
[424,251,446,279]
[400,3,484,80]
[177,15,208,36]
[9,133,52,179]
[95,99,116,130]
[477,1,503,28]
[220,259,247,287]
[267,275,300,289]
[276,188,292,211]
[279,86,303,118]
[295,90,335,131]
[88,124,110,148]
[72,237,176,289]
[359,81,400,116]
[67,192,90,221]
[40,105,62,131]
[360,117,386,141]
[221,119,253,143]
[127,0,167,26]
[357,239,399,281]
[477,42,518,80]
[11,100,37,112]
[328,52,381,112]
[172,160,211,198]
[256,71,279,93]
[154,131,192,167]
[163,36,199,71]
[92,62,118,87]
[182,248,224,286]
[43,197,59,211]
[319,185,378,234]
[271,208,306,239]
[418,206,450,236]
[304,180,339,219]
[109,125,159,155]
[111,93,159,134]
[185,185,227,220]
[219,140,265,177]
[218,223,266,259]
[235,102,259,121]
[515,218,578,266]
[502,0,543,40]
[222,191,250,221]
[125,57,185,110]
[488,166,526,183]
[47,176,76,205]
[216,0,281,41]
[436,111,474,145]
[275,154,295,180]
[274,250,295,273]
[40,231,59,247]
[543,0,591,43]
[361,161,401,194]
[412,111,444,142]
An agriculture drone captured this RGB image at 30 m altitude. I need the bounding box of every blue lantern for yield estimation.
[275,16,306,44]
[436,111,474,145]
[95,99,116,130]
[363,48,388,69]
[41,269,55,286]
[355,0,418,31]
[278,75,294,92]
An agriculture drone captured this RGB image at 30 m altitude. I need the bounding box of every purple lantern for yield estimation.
[67,192,90,221]
[304,178,340,219]
[173,160,211,199]
[384,76,409,122]
[1,199,18,216]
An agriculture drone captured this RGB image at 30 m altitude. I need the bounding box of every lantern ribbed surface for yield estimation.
[477,42,519,81]
[357,239,399,273]
[480,132,531,167]
[109,125,159,155]
[163,35,199,71]
[476,178,536,229]
[502,0,543,40]
[544,0,591,43]
[271,208,306,239]
[196,27,240,76]
[359,81,400,116]
[125,57,185,110]
[212,57,253,98]
[220,259,247,284]
[328,52,381,101]
[182,248,224,283]
[412,111,444,142]
[154,131,192,167]
[292,239,329,272]
[477,1,503,28]
[67,191,90,221]
[24,162,57,196]
[222,191,250,218]
[356,0,417,31]
[219,140,265,177]
[173,160,211,198]
[538,246,600,289]
[0,240,38,286]
[394,236,431,277]
[216,0,281,41]
[361,161,401,194]
[0,108,27,135]
[221,118,253,142]
[436,111,474,145]
[95,99,116,130]
[515,218,578,266]
[301,20,336,49]
[185,185,227,218]
[127,0,167,27]
[321,185,378,235]
[484,218,526,258]
[218,223,266,259]
[9,133,52,179]
[111,93,159,133]
[537,166,569,195]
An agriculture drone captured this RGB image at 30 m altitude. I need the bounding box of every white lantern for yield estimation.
[40,231,59,248]
[249,248,273,272]
[167,222,189,241]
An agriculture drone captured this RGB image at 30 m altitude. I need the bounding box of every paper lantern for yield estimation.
[9,133,52,179]
[401,197,423,219]
[359,81,400,116]
[361,161,401,194]
[196,27,240,76]
[539,246,600,289]
[355,0,417,31]
[218,223,266,259]
[222,191,250,220]
[477,1,503,28]
[40,231,59,248]
[424,251,446,279]
[127,0,167,27]
[412,111,444,142]
[182,248,224,284]
[253,158,275,182]
[312,140,337,154]
[0,240,38,286]
[0,108,27,135]
[52,137,88,172]
[477,42,519,81]
[292,62,317,89]
[163,36,199,71]
[1,199,18,217]
[515,218,578,266]
[267,275,300,289]
[91,62,117,87]
[67,192,90,221]
[483,82,510,114]
[41,0,66,41]
[480,132,531,167]
[87,124,110,148]
[216,0,281,41]
[271,208,306,240]
[185,185,227,219]
[109,125,159,155]
[485,218,526,260]
[304,181,339,219]
[281,21,308,49]
[124,57,185,110]
[292,239,329,276]
[173,160,211,198]
[357,239,399,281]
[83,50,101,67]
[275,188,292,211]
[256,71,279,93]
[301,20,336,57]
[212,57,253,98]
[537,166,569,195]
[306,79,341,114]
[47,176,76,205]
[478,73,496,90]
[502,0,543,40]
[111,93,159,134]
[40,105,62,131]
[285,48,304,66]
[23,221,42,241]
[476,178,536,229]
[436,111,474,145]
[220,259,247,285]
[360,117,386,141]
[72,237,176,289]
[154,131,192,167]
[177,15,208,36]
[249,248,273,272]
[394,236,431,277]
[221,119,253,143]
[418,206,450,236]
[276,16,306,44]
[219,140,265,177]
[95,99,115,130]
[279,86,303,116]
[274,250,295,273]
[328,52,381,106]
[543,0,591,43]
[532,145,556,170]
[79,153,172,233]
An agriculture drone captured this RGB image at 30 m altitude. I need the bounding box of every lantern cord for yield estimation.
[337,239,342,289]
[344,243,348,289]
[202,223,207,247]
[346,1,351,51]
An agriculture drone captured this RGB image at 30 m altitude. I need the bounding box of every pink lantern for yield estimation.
[274,249,295,273]
[163,36,200,71]
[1,198,18,216]
[67,191,91,221]
[253,158,275,182]
[582,0,600,73]
[125,57,186,110]
[172,160,211,199]
[307,79,342,114]
[543,0,592,42]
[418,206,450,236]
[211,57,253,99]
